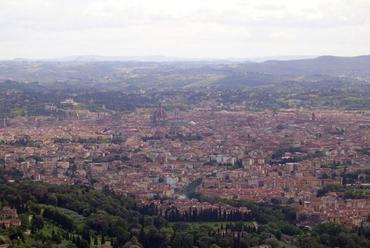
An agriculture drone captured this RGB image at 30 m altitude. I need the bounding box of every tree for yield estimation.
[123,236,143,248]
[31,215,44,233]
[171,232,194,248]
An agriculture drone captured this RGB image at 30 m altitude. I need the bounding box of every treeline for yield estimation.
[0,135,40,147]
[317,182,370,199]
[141,204,251,222]
[54,135,124,145]
[342,169,370,184]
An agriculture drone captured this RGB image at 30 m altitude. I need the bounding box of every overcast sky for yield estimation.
[1,0,369,59]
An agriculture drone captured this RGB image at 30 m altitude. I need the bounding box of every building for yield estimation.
[0,207,21,228]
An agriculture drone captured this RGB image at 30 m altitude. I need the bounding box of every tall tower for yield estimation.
[151,104,167,126]
[1,118,7,128]
[311,112,316,122]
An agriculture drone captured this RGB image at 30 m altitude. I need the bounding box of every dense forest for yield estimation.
[0,169,369,248]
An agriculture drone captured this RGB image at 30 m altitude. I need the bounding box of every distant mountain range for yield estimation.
[0,55,370,90]
[3,55,317,63]
[240,55,370,78]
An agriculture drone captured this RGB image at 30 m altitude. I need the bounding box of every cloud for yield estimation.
[0,0,369,58]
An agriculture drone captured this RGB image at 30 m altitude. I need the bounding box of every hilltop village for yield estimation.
[0,106,369,228]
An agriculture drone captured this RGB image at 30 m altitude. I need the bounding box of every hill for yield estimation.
[1,56,370,90]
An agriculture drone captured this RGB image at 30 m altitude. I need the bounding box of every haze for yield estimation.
[1,0,370,59]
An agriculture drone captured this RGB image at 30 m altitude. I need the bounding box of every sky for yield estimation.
[0,0,370,59]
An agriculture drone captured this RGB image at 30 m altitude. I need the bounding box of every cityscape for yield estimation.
[1,0,370,247]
